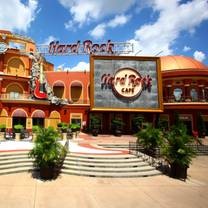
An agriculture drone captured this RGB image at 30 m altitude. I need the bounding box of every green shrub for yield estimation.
[0,124,6,132]
[162,124,196,167]
[136,123,163,151]
[14,124,24,133]
[32,125,40,133]
[29,127,66,168]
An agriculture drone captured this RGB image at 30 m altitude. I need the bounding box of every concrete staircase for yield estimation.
[0,151,161,178]
[0,151,34,175]
[61,153,161,177]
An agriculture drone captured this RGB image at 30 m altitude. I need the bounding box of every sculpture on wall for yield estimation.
[29,52,68,105]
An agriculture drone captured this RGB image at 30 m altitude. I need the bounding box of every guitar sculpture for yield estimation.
[29,52,68,105]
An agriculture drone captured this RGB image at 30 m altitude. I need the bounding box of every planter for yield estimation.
[0,132,5,140]
[170,162,188,179]
[114,129,122,137]
[72,132,77,140]
[15,132,21,141]
[92,129,98,136]
[62,132,67,141]
[32,133,37,142]
[40,166,54,179]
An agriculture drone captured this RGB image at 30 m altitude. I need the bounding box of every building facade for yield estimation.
[0,30,208,135]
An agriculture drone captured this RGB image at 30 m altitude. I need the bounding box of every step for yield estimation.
[61,169,161,178]
[64,157,143,163]
[0,162,34,170]
[62,164,155,173]
[0,155,30,161]
[0,166,34,175]
[0,158,34,165]
[0,151,29,157]
[67,153,136,159]
[63,160,148,168]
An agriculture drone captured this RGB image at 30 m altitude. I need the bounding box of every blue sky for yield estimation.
[0,0,208,70]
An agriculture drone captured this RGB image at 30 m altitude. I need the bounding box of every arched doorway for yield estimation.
[53,81,65,98]
[70,81,83,102]
[49,111,61,129]
[32,110,45,128]
[12,109,27,129]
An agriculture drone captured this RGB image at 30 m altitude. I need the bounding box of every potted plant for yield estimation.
[57,122,68,140]
[0,124,6,140]
[14,124,24,141]
[111,118,124,136]
[132,115,144,133]
[29,127,67,179]
[136,123,163,157]
[90,115,100,136]
[162,123,196,180]
[69,123,80,139]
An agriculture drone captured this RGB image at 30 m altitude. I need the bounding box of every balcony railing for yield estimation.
[0,94,90,104]
[164,96,208,103]
[70,98,90,105]
[0,93,31,100]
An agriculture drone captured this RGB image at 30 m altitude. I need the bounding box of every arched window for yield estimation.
[190,88,198,101]
[7,58,25,76]
[6,83,23,99]
[53,81,65,98]
[70,81,83,102]
[173,88,182,101]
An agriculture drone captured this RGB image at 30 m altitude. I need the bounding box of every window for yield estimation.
[173,88,182,101]
[190,89,198,101]
[10,92,20,99]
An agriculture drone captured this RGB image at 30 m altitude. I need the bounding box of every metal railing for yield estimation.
[163,96,208,103]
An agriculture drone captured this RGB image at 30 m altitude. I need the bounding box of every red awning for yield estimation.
[32,110,45,118]
[12,109,27,117]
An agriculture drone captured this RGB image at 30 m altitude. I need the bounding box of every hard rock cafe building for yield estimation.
[0,30,208,136]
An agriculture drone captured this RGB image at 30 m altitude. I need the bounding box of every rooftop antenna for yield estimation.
[135,50,142,56]
[154,50,163,56]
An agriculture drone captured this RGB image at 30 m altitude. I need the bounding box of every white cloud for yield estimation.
[90,24,106,39]
[108,14,131,28]
[0,0,38,32]
[128,0,208,56]
[183,46,191,52]
[42,36,58,45]
[193,50,206,62]
[89,14,131,39]
[63,62,89,72]
[58,0,136,27]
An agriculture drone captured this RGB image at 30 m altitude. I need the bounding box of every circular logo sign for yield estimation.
[113,68,142,99]
[0,42,7,54]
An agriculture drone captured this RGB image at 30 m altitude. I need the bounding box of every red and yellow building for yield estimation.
[0,30,208,135]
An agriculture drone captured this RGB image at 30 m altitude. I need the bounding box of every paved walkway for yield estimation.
[0,156,207,208]
[0,133,135,154]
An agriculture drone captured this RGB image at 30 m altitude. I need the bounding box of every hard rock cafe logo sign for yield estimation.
[101,68,152,99]
[49,40,114,55]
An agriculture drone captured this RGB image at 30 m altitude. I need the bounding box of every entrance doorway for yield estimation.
[32,110,45,128]
[12,109,27,130]
[12,117,26,129]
